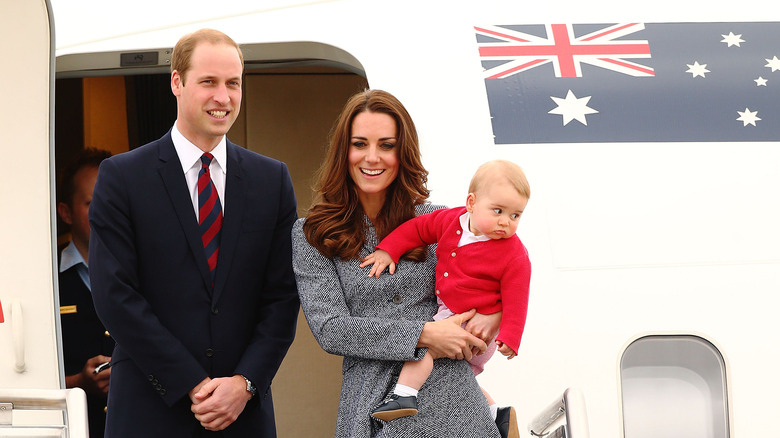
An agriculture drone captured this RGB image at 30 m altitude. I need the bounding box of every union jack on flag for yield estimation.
[475,23,654,78]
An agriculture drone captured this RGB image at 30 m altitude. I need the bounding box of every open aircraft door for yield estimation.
[0,0,62,390]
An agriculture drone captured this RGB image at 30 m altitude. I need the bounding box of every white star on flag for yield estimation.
[765,56,780,72]
[686,61,710,78]
[755,77,768,86]
[736,108,761,126]
[548,90,598,126]
[720,32,745,47]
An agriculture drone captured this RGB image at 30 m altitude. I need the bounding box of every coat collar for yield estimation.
[156,132,246,302]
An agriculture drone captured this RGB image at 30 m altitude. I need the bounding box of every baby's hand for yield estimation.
[359,250,396,278]
[496,341,517,359]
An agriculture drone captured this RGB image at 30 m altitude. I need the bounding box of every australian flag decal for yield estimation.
[476,22,780,143]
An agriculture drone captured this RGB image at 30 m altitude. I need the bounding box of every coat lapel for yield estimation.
[156,136,213,291]
[211,141,245,304]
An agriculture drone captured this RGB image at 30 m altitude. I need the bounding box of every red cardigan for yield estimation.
[377,207,531,354]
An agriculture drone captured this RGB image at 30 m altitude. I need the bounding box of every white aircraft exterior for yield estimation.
[2,0,779,436]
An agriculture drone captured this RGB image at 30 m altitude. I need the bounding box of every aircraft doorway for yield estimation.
[55,44,368,436]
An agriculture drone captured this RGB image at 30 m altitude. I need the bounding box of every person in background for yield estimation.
[292,89,504,437]
[89,29,299,437]
[363,159,531,438]
[57,147,114,438]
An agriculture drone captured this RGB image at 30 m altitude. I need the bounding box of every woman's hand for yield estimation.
[464,311,502,356]
[418,309,487,361]
[464,311,502,344]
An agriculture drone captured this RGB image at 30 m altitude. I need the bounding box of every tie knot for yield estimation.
[201,153,214,167]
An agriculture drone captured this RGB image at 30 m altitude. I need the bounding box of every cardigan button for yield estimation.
[392,294,402,304]
[443,272,449,277]
[451,252,456,257]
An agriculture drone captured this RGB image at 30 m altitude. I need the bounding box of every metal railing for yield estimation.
[0,388,88,438]
[528,387,590,438]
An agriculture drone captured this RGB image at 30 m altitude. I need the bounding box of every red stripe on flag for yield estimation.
[581,23,641,41]
[475,26,531,42]
[487,58,547,79]
[598,57,655,76]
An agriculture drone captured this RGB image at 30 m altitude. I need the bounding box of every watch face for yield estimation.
[244,376,256,395]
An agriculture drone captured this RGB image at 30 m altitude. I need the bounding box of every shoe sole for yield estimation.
[371,408,419,422]
[506,407,520,438]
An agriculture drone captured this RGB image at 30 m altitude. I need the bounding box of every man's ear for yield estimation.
[171,70,183,97]
[57,202,73,226]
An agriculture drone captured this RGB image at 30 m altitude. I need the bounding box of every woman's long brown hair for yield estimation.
[303,89,430,260]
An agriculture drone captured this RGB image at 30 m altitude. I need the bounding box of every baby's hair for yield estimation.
[468,160,530,199]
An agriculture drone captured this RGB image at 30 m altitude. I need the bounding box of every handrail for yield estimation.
[0,388,88,438]
[11,300,25,373]
[528,387,590,438]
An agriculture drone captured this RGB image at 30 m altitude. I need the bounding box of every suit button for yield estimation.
[160,389,166,396]
[104,331,111,338]
[392,294,402,304]
[103,406,107,414]
[147,375,154,382]
[205,348,214,358]
[155,384,162,390]
[211,307,219,315]
[152,379,158,385]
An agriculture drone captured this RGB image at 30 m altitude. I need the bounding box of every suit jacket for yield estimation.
[59,264,114,438]
[89,132,299,437]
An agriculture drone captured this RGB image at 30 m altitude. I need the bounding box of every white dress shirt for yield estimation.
[171,123,227,220]
[458,211,491,247]
[60,240,90,291]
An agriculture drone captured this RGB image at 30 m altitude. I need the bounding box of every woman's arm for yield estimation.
[293,221,428,361]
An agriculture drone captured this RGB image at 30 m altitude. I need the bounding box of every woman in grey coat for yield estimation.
[292,89,502,438]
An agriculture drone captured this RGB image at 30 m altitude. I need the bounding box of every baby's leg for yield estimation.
[398,351,434,390]
[482,387,496,406]
[371,352,433,421]
[483,382,520,438]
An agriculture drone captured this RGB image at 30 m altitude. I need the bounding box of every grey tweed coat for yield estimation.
[292,204,501,438]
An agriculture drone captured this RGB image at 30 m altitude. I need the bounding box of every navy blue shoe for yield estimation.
[496,406,519,438]
[370,394,418,421]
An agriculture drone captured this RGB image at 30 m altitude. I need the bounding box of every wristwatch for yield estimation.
[241,375,257,398]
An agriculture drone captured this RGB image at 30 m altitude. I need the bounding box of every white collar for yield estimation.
[60,240,87,273]
[171,123,227,175]
[458,211,491,246]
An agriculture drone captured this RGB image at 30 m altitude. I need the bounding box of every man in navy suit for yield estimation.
[89,29,299,437]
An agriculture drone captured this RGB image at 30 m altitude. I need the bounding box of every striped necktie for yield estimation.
[198,153,223,285]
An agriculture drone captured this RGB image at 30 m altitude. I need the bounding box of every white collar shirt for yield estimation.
[172,123,227,220]
[60,240,90,291]
[458,211,491,247]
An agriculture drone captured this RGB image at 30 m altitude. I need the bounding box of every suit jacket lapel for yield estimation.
[157,135,213,291]
[212,141,245,304]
